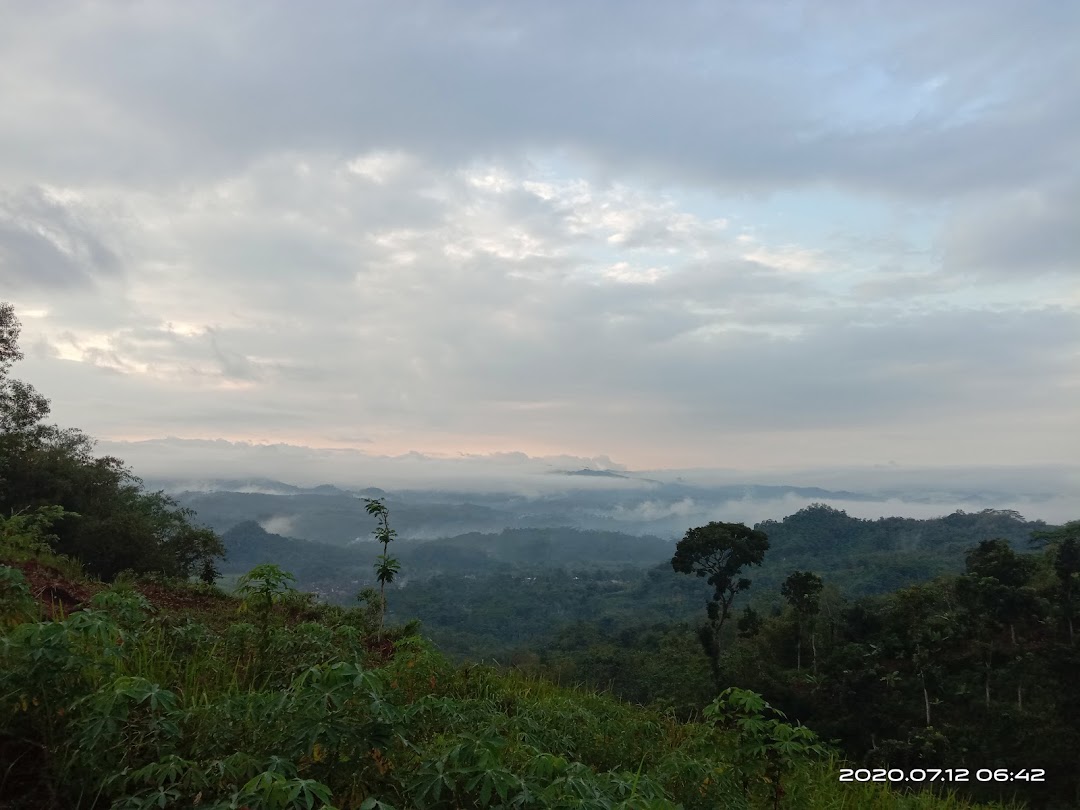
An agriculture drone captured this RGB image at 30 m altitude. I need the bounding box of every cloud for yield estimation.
[0,2,1074,197]
[8,150,1079,468]
[97,437,634,494]
[96,437,1080,526]
[259,515,298,536]
[0,187,121,290]
[1,2,1077,474]
[942,179,1080,278]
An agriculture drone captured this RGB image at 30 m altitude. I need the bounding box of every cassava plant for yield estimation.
[703,687,829,809]
[235,563,297,665]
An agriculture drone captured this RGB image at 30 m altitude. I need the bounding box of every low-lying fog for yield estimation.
[112,439,1080,532]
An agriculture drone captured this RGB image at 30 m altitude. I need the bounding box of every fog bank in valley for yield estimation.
[117,438,1080,530]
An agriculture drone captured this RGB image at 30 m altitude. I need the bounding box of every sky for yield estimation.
[2,1,1078,480]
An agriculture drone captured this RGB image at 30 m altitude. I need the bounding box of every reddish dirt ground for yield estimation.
[12,559,101,619]
[7,559,397,668]
[364,635,397,663]
[10,559,223,618]
[134,580,221,612]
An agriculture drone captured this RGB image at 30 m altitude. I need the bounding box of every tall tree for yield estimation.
[891,585,955,728]
[965,537,1033,588]
[671,521,768,689]
[1031,522,1080,644]
[956,539,1040,708]
[1054,535,1080,645]
[781,570,824,673]
[737,605,763,639]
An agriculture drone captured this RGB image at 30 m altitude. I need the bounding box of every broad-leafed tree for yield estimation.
[781,570,824,672]
[672,521,768,689]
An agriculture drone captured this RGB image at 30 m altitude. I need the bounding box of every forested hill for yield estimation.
[220,505,1052,605]
[756,504,1047,559]
[221,521,359,581]
[737,505,1053,597]
[220,521,672,583]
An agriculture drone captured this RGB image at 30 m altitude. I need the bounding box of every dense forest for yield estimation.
[211,504,1055,664]
[511,531,1080,808]
[3,299,1079,808]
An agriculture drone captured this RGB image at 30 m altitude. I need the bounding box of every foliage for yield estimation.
[720,542,1080,808]
[237,563,299,663]
[1,547,1011,810]
[704,688,830,808]
[220,505,1061,663]
[0,567,35,627]
[363,498,400,631]
[0,302,226,582]
[499,535,1080,807]
[1052,536,1079,644]
[1029,520,1080,550]
[781,571,823,672]
[0,302,50,435]
[758,505,1044,559]
[672,521,769,689]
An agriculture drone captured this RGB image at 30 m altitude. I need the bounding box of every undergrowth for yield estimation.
[0,512,1019,809]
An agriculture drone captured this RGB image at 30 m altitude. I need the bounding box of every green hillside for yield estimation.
[219,521,671,583]
[2,516,1020,810]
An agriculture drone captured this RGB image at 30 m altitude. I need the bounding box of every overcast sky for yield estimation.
[3,1,1078,477]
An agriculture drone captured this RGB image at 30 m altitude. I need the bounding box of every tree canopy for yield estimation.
[671,520,769,689]
[0,302,224,580]
[671,521,769,621]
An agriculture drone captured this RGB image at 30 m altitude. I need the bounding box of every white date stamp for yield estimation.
[839,768,1045,784]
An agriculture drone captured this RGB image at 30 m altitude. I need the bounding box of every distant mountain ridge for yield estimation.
[161,475,1060,551]
[149,477,385,499]
[558,468,632,479]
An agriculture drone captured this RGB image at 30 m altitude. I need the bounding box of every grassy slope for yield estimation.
[0,547,1017,810]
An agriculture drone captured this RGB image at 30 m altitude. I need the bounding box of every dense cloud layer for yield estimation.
[105,438,1080,525]
[3,2,1077,472]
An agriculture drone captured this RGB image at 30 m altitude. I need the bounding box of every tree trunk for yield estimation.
[811,629,818,676]
[1017,684,1023,712]
[796,631,801,672]
[923,682,931,727]
[712,622,723,688]
[699,620,723,693]
[379,580,386,631]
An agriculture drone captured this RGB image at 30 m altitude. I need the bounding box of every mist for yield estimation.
[116,438,1080,533]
